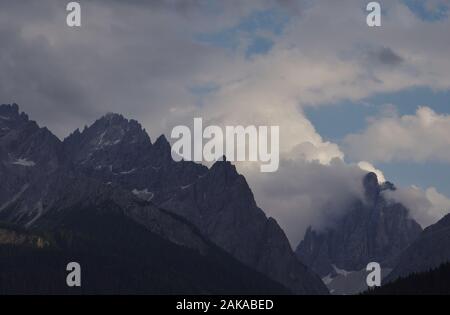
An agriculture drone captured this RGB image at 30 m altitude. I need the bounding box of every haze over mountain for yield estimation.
[295,172,423,293]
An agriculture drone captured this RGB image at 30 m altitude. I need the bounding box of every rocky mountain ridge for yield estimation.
[0,103,327,294]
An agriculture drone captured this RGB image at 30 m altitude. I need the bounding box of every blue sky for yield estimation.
[305,88,450,142]
[195,6,290,57]
[305,88,450,195]
[402,0,449,21]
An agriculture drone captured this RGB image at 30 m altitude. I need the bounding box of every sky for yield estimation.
[1,0,450,246]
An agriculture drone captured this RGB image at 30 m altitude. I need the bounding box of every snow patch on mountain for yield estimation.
[12,158,35,167]
[322,274,333,285]
[132,188,154,201]
[333,265,352,277]
[181,183,193,190]
[120,168,136,175]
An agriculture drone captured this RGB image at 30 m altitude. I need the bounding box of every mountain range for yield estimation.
[0,103,327,294]
[2,103,448,295]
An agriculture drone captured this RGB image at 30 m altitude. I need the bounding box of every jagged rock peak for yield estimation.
[95,112,143,130]
[381,181,396,192]
[0,103,29,122]
[154,134,169,148]
[363,172,381,203]
[0,103,19,114]
[77,112,151,144]
[363,172,396,201]
[100,112,126,123]
[211,157,238,176]
[70,128,81,136]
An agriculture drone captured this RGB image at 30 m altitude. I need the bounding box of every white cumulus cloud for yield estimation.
[345,107,450,163]
[383,186,450,228]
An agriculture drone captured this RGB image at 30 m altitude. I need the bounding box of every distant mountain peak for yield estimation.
[154,134,169,147]
[99,112,128,124]
[296,172,422,284]
[381,181,396,192]
[210,158,239,179]
[94,112,140,129]
[363,172,381,204]
[362,172,396,204]
[84,112,150,143]
[0,103,28,122]
[62,112,152,167]
[0,103,19,113]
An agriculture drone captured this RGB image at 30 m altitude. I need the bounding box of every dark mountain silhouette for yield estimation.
[0,103,327,294]
[385,213,450,283]
[365,262,450,295]
[0,207,290,295]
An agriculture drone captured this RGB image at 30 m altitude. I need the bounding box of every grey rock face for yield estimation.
[64,115,207,206]
[66,115,327,294]
[385,213,450,283]
[161,160,328,294]
[0,104,327,295]
[296,172,422,277]
[0,104,61,171]
[64,113,152,168]
[0,104,63,226]
[0,172,292,295]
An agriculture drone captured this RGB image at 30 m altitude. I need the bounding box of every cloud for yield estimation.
[0,0,275,138]
[367,47,404,67]
[2,0,450,141]
[383,185,450,228]
[246,153,368,247]
[344,106,450,163]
